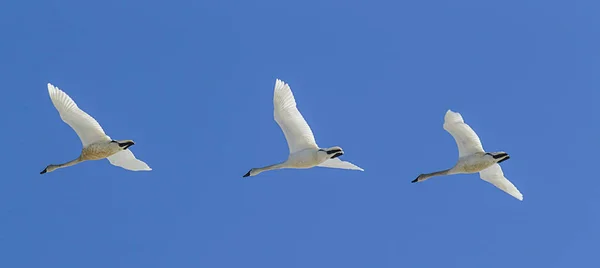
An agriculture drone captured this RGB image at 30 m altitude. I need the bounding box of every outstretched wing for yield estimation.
[479,164,523,201]
[107,150,152,171]
[273,79,318,154]
[47,83,110,147]
[443,110,485,158]
[317,158,364,171]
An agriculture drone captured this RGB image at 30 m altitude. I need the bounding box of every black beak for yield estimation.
[40,168,47,174]
[243,171,250,177]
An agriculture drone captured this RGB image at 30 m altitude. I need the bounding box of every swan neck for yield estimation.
[421,169,452,180]
[54,157,83,170]
[256,163,285,173]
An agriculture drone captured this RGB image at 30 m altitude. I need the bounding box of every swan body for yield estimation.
[413,110,523,201]
[82,141,129,160]
[41,83,151,174]
[243,79,363,177]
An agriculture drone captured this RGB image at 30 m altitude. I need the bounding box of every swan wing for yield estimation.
[443,110,485,157]
[317,158,364,171]
[273,79,318,154]
[107,149,152,171]
[479,164,523,201]
[47,83,110,147]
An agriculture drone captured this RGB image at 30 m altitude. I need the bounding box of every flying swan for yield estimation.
[243,79,363,177]
[412,110,523,200]
[40,83,152,174]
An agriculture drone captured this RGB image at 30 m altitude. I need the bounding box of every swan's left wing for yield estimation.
[47,83,110,147]
[479,164,523,201]
[317,158,364,171]
[107,150,152,171]
[443,110,485,158]
[273,79,319,154]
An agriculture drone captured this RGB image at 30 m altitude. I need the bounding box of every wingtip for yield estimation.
[275,78,288,87]
[411,177,419,183]
[132,165,152,171]
[446,109,457,115]
[140,162,151,171]
[40,168,47,174]
[47,83,62,96]
[243,171,251,177]
[275,78,287,88]
[443,109,464,124]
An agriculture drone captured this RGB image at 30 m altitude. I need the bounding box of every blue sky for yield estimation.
[1,0,599,267]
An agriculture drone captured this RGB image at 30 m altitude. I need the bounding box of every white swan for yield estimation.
[412,110,523,201]
[243,79,363,177]
[41,83,151,174]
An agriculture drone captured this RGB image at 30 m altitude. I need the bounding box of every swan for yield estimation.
[412,110,523,201]
[40,83,152,174]
[243,79,363,177]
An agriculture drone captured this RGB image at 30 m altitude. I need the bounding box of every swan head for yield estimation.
[40,164,59,174]
[319,146,344,159]
[412,174,428,183]
[243,168,261,177]
[112,140,135,150]
[487,151,510,164]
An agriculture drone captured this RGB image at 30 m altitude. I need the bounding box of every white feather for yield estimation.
[479,164,523,201]
[317,158,364,171]
[47,83,110,146]
[443,110,485,158]
[107,149,152,171]
[273,79,318,154]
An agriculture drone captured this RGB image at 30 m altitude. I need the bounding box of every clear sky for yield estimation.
[1,0,599,267]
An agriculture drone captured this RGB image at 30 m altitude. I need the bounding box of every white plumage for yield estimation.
[41,83,151,174]
[243,79,363,177]
[413,110,523,201]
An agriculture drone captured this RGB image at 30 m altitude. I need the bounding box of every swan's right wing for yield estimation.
[47,83,110,147]
[317,158,364,171]
[479,164,523,201]
[443,110,485,158]
[107,150,152,171]
[273,79,318,154]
